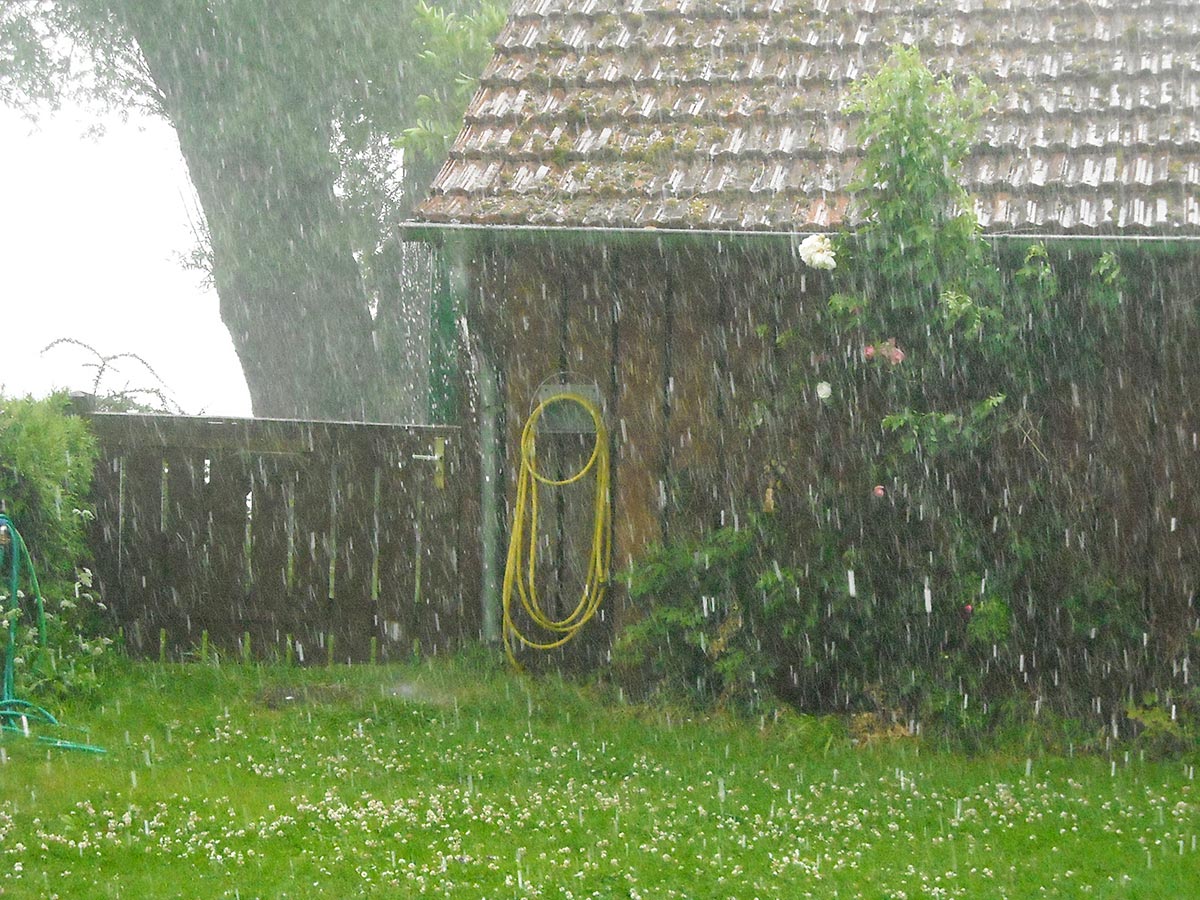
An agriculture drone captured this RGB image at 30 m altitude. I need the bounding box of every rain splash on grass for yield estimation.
[0,656,1196,898]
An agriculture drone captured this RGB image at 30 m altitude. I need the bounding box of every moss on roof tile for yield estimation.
[416,0,1200,234]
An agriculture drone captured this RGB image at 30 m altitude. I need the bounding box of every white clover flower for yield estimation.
[799,233,837,270]
[815,381,833,401]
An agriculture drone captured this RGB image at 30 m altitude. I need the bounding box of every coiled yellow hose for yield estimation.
[502,392,611,666]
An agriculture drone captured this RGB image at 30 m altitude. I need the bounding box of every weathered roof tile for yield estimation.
[415,0,1200,234]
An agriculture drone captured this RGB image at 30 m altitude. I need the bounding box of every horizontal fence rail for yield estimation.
[85,414,480,663]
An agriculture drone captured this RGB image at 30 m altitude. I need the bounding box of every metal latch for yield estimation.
[411,437,446,490]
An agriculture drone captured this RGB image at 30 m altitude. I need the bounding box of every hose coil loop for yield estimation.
[502,392,611,666]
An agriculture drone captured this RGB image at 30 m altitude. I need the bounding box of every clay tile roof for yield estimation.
[413,0,1200,235]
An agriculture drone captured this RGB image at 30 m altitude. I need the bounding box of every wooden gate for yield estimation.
[85,414,480,663]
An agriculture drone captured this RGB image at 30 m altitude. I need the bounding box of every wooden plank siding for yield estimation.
[663,248,726,539]
[1138,254,1200,662]
[85,414,479,663]
[469,238,1200,688]
[477,242,620,669]
[473,240,804,665]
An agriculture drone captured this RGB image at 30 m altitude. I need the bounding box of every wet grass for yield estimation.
[1,656,1197,899]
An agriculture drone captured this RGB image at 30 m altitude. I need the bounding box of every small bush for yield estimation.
[0,393,110,697]
[614,521,772,709]
[1126,692,1198,759]
[0,393,96,584]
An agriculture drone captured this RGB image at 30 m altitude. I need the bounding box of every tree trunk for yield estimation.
[115,0,388,421]
[182,131,386,421]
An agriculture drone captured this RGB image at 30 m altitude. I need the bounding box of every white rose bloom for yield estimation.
[799,233,837,270]
[816,381,833,400]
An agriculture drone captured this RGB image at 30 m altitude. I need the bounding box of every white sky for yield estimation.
[0,104,252,416]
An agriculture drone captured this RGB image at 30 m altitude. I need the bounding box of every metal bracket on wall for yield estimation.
[533,383,603,434]
[411,437,446,490]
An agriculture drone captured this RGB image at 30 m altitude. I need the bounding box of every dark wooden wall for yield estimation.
[471,236,1200,674]
[471,236,821,666]
[86,414,480,663]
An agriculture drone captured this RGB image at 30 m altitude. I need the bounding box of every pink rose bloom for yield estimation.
[864,344,876,360]
[872,485,886,498]
[889,347,905,365]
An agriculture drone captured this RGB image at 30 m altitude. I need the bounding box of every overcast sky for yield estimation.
[1,104,252,416]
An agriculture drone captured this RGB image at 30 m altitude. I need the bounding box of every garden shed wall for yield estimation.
[454,233,1200,665]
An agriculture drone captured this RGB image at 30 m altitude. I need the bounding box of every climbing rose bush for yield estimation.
[799,233,836,270]
[616,48,1168,749]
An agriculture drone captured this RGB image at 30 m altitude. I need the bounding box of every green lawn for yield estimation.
[1,657,1197,899]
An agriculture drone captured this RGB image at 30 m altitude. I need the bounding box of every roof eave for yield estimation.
[400,220,832,247]
[400,220,1200,252]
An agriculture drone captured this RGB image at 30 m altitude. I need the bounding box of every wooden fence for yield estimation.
[85,414,480,663]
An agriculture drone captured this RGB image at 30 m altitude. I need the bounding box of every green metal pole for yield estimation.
[429,247,460,424]
[2,528,15,703]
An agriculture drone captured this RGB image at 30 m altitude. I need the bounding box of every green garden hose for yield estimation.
[0,514,104,753]
[1,514,48,705]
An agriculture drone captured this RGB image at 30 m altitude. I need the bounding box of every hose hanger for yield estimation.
[502,389,612,666]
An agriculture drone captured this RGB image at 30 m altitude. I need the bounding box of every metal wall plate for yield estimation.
[534,383,603,434]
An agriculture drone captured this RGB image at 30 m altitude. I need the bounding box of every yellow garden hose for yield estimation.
[502,392,611,666]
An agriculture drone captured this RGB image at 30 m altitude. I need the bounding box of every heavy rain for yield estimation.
[1,1,1199,897]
